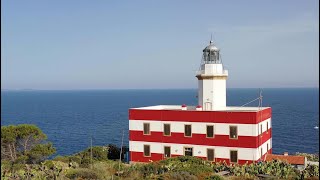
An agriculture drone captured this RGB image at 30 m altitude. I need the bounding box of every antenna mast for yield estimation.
[258,88,263,160]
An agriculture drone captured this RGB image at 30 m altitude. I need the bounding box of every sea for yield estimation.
[1,88,319,157]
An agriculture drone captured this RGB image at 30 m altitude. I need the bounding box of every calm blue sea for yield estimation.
[1,88,319,156]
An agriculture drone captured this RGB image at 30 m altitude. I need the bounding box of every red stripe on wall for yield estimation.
[257,129,272,147]
[129,108,271,124]
[256,108,272,123]
[130,128,272,148]
[130,151,255,165]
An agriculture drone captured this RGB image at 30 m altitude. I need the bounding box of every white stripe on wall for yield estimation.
[129,118,271,136]
[258,118,272,135]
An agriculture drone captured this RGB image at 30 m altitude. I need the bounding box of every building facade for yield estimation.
[129,40,272,164]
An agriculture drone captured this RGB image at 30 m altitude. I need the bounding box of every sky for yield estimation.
[1,0,319,90]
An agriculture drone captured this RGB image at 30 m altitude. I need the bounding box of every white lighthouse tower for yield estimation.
[196,40,228,111]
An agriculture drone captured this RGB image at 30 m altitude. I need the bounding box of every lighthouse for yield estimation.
[196,40,228,111]
[129,38,272,165]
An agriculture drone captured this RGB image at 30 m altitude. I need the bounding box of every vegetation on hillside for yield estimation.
[296,152,319,162]
[1,124,319,179]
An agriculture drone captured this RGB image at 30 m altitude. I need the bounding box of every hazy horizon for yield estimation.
[1,87,319,91]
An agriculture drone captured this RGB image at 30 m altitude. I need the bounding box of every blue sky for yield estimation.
[1,0,319,89]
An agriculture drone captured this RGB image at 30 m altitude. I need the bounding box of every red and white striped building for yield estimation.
[129,40,272,164]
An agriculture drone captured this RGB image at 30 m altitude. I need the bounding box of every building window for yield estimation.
[261,148,263,157]
[184,147,193,156]
[163,124,171,136]
[266,122,269,133]
[206,125,214,138]
[164,146,171,158]
[184,125,192,137]
[207,149,215,161]
[144,145,150,157]
[260,124,263,135]
[229,126,237,139]
[230,150,238,163]
[267,143,269,152]
[143,123,150,135]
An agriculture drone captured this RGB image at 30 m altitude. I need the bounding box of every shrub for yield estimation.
[75,146,108,161]
[65,168,98,179]
[205,175,224,180]
[43,160,54,169]
[53,155,69,163]
[91,161,117,179]
[212,161,230,173]
[79,157,91,168]
[69,155,82,164]
[12,163,25,172]
[301,164,319,178]
[168,171,198,180]
[296,153,319,162]
[135,156,214,179]
[54,148,108,168]
[1,160,12,170]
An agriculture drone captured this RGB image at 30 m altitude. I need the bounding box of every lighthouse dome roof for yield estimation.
[203,41,219,52]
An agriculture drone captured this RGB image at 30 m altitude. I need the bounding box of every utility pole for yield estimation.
[118,130,124,173]
[90,136,93,169]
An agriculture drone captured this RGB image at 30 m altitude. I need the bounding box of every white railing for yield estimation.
[196,69,228,75]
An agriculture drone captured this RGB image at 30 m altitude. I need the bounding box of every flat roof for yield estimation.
[131,105,269,112]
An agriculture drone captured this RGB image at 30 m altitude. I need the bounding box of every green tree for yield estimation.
[107,144,127,160]
[27,143,56,164]
[1,124,56,164]
[107,144,120,160]
[1,125,19,161]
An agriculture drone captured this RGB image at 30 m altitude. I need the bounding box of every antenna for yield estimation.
[258,88,263,160]
[259,88,263,110]
[210,32,216,44]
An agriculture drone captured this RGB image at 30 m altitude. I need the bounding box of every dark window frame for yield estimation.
[230,150,238,163]
[207,148,215,161]
[163,124,171,136]
[229,126,238,139]
[184,124,192,137]
[164,146,171,158]
[144,145,151,157]
[143,123,150,135]
[206,125,214,138]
